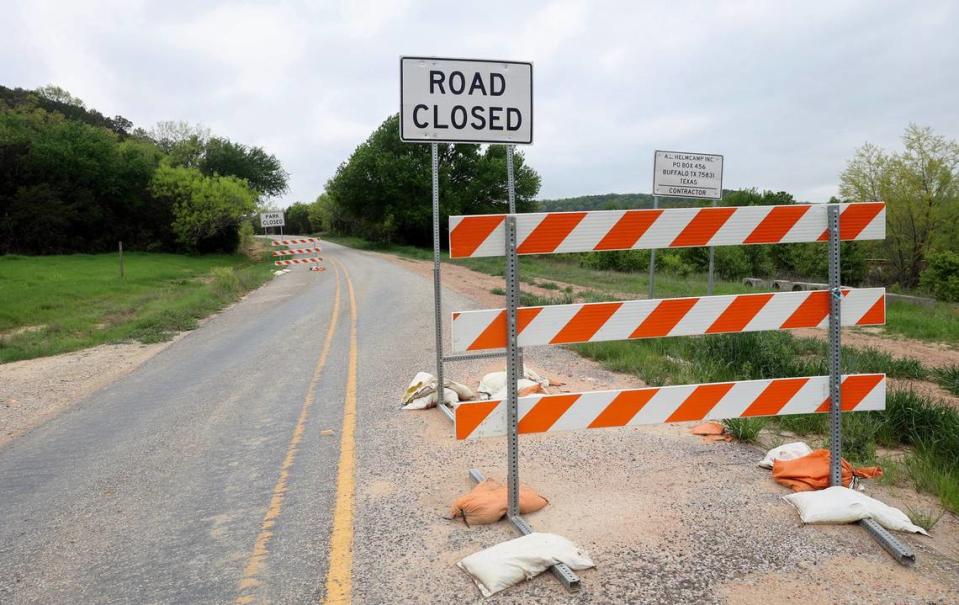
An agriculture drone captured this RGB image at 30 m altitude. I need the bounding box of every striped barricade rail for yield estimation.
[272,248,321,257]
[272,238,320,247]
[451,288,885,351]
[448,202,885,258]
[274,257,324,266]
[455,374,886,439]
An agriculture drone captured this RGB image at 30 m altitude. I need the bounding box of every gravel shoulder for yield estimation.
[353,247,959,604]
[0,340,175,448]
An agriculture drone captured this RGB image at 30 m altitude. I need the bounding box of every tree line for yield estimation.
[0,85,288,254]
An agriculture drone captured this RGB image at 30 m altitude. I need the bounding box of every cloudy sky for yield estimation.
[3,0,957,206]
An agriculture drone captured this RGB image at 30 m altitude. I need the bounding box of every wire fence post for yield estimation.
[827,204,842,486]
[118,241,124,279]
[648,195,658,299]
[431,142,446,407]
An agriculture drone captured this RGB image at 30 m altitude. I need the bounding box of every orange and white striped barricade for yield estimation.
[270,237,324,271]
[449,202,914,566]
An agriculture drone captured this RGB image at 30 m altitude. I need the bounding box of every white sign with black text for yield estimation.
[653,150,724,200]
[260,211,285,228]
[400,57,533,144]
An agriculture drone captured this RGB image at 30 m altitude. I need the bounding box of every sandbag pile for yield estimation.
[400,367,553,410]
[758,442,925,535]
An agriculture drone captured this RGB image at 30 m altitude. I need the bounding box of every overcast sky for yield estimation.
[3,0,957,206]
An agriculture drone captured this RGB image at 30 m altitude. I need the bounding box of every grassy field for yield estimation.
[0,252,273,363]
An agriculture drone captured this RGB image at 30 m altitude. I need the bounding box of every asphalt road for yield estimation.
[0,242,394,604]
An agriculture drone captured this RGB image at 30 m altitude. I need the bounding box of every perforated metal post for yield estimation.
[707,198,717,295]
[506,145,524,373]
[648,195,659,299]
[827,204,842,486]
[504,215,521,519]
[431,143,446,408]
[826,204,917,565]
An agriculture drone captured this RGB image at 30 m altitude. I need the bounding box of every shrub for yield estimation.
[920,250,959,302]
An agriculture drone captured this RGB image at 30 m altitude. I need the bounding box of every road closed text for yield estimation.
[400,57,533,144]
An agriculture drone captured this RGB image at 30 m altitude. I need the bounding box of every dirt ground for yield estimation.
[370,249,959,603]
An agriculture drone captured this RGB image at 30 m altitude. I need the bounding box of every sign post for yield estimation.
[400,55,579,589]
[650,150,724,296]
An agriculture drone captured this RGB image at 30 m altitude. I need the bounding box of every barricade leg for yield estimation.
[828,204,914,565]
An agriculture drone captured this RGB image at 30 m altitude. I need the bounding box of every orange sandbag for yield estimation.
[449,479,549,526]
[691,421,733,442]
[772,449,882,492]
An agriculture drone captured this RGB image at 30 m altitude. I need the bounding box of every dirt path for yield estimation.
[794,326,959,369]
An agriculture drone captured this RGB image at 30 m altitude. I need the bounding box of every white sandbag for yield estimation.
[446,380,476,401]
[478,368,549,398]
[759,442,813,469]
[400,373,460,410]
[401,372,436,405]
[478,371,507,398]
[782,486,928,535]
[490,379,542,401]
[402,388,459,410]
[457,532,594,597]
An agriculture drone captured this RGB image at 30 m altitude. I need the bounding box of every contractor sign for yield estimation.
[653,150,724,199]
[400,57,533,144]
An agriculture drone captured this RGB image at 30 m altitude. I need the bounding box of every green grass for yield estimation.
[933,364,959,396]
[723,418,766,443]
[885,299,959,345]
[904,503,946,532]
[0,252,273,363]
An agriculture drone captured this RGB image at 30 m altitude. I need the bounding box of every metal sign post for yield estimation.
[827,204,843,486]
[707,197,717,295]
[648,195,658,299]
[504,215,521,518]
[431,143,447,407]
[825,205,915,564]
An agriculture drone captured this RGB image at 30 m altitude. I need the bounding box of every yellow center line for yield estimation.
[323,257,358,604]
[235,263,342,605]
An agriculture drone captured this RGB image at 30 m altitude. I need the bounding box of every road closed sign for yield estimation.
[400,57,533,144]
[260,211,285,227]
[653,150,724,199]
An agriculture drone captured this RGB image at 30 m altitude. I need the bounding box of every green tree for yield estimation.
[283,202,313,233]
[199,137,288,197]
[324,114,540,245]
[840,125,959,287]
[150,164,257,253]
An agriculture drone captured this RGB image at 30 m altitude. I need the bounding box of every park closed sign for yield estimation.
[400,57,533,144]
[653,150,724,199]
[260,211,284,228]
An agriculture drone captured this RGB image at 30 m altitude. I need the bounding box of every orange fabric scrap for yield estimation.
[449,479,549,526]
[691,421,733,442]
[772,449,883,492]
